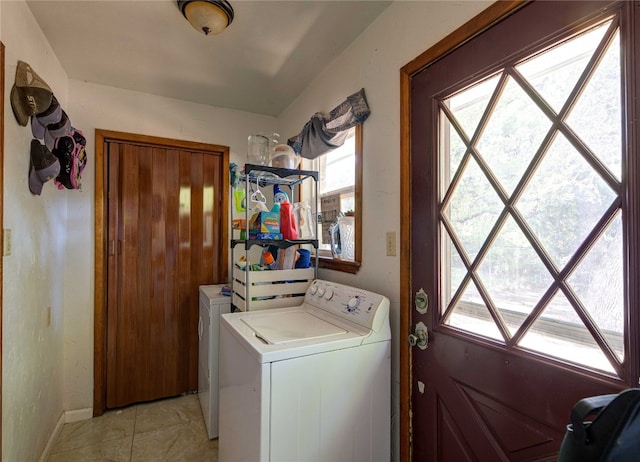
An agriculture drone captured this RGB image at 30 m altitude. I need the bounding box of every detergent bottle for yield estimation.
[279,200,298,240]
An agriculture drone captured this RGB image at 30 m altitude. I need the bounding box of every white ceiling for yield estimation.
[25,0,391,116]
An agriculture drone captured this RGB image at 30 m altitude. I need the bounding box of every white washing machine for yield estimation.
[219,279,391,462]
[198,284,231,439]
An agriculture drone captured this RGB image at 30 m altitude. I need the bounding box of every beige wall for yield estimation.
[1,0,494,460]
[1,2,69,461]
[277,1,492,459]
[2,2,276,460]
[65,80,276,413]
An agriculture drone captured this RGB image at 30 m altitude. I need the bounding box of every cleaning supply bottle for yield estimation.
[277,200,299,270]
[262,251,278,270]
[279,200,298,240]
[273,184,288,204]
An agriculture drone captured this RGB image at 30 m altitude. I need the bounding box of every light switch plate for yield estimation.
[3,228,11,256]
[386,231,396,256]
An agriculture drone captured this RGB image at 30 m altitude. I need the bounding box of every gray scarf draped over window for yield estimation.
[287,88,370,159]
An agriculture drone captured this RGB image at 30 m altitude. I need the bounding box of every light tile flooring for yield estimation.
[47,394,218,462]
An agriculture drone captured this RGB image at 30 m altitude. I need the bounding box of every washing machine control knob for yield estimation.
[317,287,326,297]
[324,289,334,300]
[347,297,360,312]
[309,283,318,295]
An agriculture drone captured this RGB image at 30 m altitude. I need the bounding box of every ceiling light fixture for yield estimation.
[177,0,234,36]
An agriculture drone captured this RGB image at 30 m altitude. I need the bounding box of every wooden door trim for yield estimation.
[399,2,526,460]
[1,40,5,458]
[93,129,230,415]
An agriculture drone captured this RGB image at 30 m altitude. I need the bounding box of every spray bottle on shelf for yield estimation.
[273,184,288,205]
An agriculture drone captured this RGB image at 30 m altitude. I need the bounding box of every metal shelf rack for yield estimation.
[231,163,319,311]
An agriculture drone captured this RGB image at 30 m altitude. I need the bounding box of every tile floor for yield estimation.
[47,394,218,462]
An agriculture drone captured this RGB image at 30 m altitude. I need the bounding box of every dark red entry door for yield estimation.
[406,1,640,460]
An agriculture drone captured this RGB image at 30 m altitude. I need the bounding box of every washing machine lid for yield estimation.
[241,311,347,344]
[199,284,231,306]
[221,305,374,363]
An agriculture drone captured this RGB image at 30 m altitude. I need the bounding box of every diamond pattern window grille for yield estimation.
[439,18,624,375]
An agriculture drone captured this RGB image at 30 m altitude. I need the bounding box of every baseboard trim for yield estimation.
[38,407,93,462]
[64,407,93,423]
[38,412,65,462]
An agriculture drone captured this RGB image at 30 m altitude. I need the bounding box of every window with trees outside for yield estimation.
[439,18,626,374]
[312,125,361,273]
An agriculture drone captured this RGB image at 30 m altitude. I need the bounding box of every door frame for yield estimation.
[93,130,229,415]
[1,40,5,458]
[399,2,527,460]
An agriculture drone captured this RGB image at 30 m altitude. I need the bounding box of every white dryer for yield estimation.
[219,279,391,462]
[198,284,231,439]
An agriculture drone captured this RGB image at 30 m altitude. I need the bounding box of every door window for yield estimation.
[439,18,624,375]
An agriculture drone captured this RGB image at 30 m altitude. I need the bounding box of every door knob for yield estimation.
[408,321,428,350]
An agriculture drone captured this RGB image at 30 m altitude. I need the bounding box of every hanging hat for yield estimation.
[43,110,72,151]
[10,61,53,127]
[29,139,60,196]
[31,95,63,139]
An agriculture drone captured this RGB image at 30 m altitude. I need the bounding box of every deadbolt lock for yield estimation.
[415,288,428,314]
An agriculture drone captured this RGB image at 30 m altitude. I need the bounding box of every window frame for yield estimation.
[315,124,362,274]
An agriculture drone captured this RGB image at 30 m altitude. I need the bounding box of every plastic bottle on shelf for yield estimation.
[279,200,298,240]
[295,248,312,268]
[262,251,278,270]
[293,200,314,239]
[273,184,288,204]
[277,247,297,270]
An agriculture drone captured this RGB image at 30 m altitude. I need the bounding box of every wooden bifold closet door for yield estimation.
[105,138,226,408]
